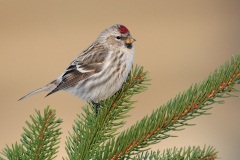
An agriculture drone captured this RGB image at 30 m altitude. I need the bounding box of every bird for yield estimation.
[19,24,136,103]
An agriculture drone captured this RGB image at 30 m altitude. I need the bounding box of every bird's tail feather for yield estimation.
[18,80,58,101]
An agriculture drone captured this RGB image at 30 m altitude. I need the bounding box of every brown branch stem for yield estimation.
[34,111,53,160]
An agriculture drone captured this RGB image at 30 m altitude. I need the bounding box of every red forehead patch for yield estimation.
[118,25,129,34]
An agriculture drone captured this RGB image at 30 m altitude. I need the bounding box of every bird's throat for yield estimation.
[125,43,133,49]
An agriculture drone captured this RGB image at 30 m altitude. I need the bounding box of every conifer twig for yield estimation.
[1,107,62,160]
[92,54,240,159]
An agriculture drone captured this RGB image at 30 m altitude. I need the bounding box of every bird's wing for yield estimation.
[46,43,108,96]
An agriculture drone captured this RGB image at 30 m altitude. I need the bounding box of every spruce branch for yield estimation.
[0,107,63,160]
[132,146,217,160]
[93,54,240,159]
[65,66,149,160]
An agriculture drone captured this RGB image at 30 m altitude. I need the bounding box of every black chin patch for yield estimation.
[125,43,132,49]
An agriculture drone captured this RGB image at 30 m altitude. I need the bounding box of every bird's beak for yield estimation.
[125,37,136,44]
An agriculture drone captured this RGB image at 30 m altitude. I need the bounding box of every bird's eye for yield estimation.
[116,36,121,40]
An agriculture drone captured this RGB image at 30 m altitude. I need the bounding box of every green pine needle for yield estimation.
[1,143,26,160]
[132,145,217,160]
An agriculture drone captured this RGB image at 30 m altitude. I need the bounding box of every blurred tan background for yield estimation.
[1,0,240,159]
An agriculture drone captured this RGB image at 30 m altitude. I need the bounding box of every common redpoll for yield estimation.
[19,24,136,102]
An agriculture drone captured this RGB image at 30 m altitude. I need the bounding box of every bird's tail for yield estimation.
[18,80,59,101]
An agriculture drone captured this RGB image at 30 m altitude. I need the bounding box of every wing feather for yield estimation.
[46,43,107,96]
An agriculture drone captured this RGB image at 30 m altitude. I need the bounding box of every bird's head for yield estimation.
[98,24,136,50]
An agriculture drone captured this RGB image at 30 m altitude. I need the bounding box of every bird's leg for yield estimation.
[91,101,101,115]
